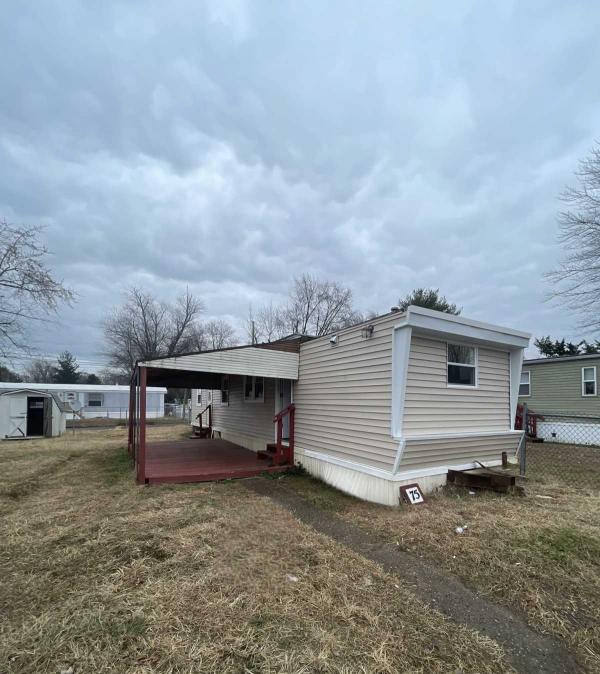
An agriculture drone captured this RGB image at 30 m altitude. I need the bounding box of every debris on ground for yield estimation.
[286,574,299,582]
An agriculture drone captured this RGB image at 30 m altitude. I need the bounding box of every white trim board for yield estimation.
[391,325,412,437]
[396,305,530,350]
[402,429,522,441]
[299,448,504,482]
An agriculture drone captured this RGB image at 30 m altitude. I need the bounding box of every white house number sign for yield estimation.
[400,483,425,506]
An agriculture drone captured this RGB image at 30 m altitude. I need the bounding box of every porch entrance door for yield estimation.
[27,397,45,437]
[277,380,292,440]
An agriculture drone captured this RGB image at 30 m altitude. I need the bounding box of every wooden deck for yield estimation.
[144,438,290,485]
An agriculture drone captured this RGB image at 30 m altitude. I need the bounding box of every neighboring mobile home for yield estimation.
[131,306,530,505]
[518,354,600,443]
[0,383,167,420]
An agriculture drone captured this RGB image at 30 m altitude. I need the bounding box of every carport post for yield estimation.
[136,366,147,484]
[128,374,135,456]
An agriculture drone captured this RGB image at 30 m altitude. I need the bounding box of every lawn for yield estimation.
[285,459,600,672]
[0,427,516,674]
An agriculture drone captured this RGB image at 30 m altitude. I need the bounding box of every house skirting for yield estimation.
[295,446,505,507]
[536,419,600,446]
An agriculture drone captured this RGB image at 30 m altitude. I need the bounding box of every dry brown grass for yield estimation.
[285,472,600,672]
[0,428,515,674]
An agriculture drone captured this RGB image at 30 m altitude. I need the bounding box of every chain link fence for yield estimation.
[66,403,192,428]
[516,406,600,490]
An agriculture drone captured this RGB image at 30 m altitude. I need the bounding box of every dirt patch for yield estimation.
[245,477,579,674]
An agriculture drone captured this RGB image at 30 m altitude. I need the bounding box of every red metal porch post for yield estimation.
[136,366,147,484]
[128,374,135,456]
[289,405,295,465]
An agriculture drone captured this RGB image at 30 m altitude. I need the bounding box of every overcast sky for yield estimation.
[1,1,599,370]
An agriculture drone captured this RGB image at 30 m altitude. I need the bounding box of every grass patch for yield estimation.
[0,427,516,674]
[283,474,600,672]
[517,526,600,568]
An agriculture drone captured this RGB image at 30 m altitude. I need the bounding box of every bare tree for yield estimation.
[244,304,261,344]
[192,319,238,350]
[0,220,74,355]
[103,287,203,372]
[203,319,238,350]
[282,273,359,336]
[254,302,286,342]
[97,367,129,385]
[24,358,57,383]
[244,275,361,342]
[548,143,600,330]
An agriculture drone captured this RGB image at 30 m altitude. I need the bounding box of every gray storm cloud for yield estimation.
[1,0,599,366]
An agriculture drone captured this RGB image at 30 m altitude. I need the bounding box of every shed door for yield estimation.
[27,397,45,436]
[8,397,27,438]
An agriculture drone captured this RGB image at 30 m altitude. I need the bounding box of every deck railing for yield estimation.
[273,403,295,466]
[195,403,213,437]
[515,403,538,437]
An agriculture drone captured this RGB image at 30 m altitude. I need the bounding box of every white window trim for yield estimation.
[196,391,202,405]
[582,366,597,397]
[519,370,531,397]
[446,342,478,389]
[243,376,265,403]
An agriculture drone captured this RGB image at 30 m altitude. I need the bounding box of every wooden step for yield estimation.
[266,442,290,452]
[190,426,212,439]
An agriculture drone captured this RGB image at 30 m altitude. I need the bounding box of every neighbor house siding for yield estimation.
[519,358,600,415]
[192,375,275,451]
[293,313,400,472]
[402,336,511,436]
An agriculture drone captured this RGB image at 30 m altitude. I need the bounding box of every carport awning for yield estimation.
[140,345,299,387]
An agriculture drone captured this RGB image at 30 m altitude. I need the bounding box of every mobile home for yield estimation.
[518,354,600,444]
[0,383,167,420]
[131,306,530,505]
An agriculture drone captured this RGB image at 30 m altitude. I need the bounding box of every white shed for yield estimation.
[0,388,67,439]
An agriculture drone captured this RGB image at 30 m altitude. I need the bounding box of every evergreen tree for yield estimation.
[0,364,22,382]
[398,288,461,315]
[53,351,80,384]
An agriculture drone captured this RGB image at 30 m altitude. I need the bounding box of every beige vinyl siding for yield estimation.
[519,358,600,415]
[401,433,520,471]
[403,336,510,436]
[142,347,299,380]
[192,375,275,448]
[294,313,399,472]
